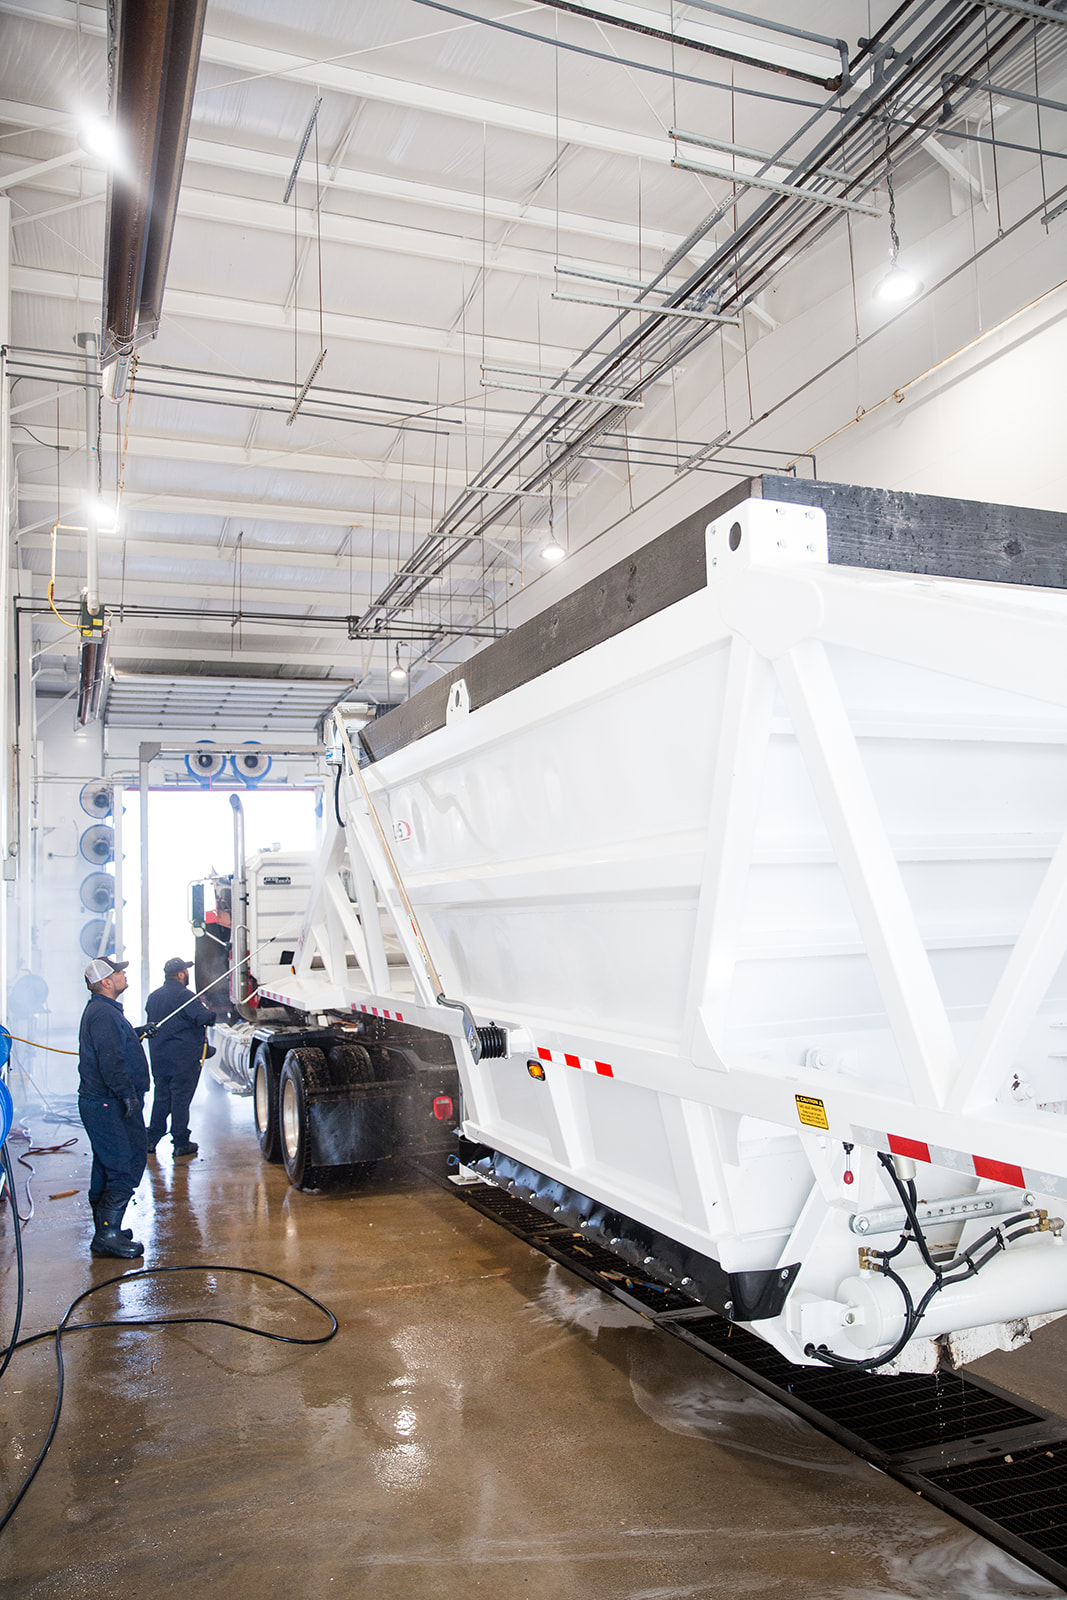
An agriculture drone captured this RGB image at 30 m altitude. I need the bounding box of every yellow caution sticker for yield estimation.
[795,1093,830,1131]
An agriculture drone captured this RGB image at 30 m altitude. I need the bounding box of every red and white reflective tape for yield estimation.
[352,1001,405,1023]
[537,1046,613,1079]
[254,990,405,1024]
[853,1124,1067,1202]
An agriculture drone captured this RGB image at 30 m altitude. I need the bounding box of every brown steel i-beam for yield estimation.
[101,0,208,378]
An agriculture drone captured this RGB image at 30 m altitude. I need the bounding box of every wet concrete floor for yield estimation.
[1,1079,1064,1599]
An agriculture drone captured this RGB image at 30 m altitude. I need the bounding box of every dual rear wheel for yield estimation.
[264,1043,375,1191]
[252,1045,282,1163]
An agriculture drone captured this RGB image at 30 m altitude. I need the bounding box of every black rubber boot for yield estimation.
[91,1203,133,1241]
[90,1204,144,1259]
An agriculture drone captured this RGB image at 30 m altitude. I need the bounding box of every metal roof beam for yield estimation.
[73,637,366,670]
[28,568,488,613]
[18,424,478,489]
[11,265,583,369]
[18,529,509,583]
[0,3,714,167]
[14,485,530,539]
[0,101,689,254]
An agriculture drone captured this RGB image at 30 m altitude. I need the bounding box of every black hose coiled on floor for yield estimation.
[0,1263,338,1536]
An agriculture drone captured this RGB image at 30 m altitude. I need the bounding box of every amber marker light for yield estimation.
[527,1060,546,1081]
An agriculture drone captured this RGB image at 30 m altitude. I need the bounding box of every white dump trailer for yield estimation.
[240,475,1067,1374]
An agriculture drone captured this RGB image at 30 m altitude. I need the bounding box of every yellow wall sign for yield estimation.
[795,1093,829,1131]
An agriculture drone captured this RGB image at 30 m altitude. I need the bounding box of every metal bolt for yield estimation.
[681,1277,692,1286]
[723,1300,733,1315]
[643,1256,654,1265]
[610,1238,620,1246]
[854,1216,870,1233]
[843,1310,857,1326]
[779,1269,791,1281]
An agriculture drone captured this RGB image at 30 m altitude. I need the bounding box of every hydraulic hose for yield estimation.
[804,1154,1041,1372]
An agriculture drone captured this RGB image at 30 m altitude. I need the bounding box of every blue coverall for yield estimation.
[145,977,216,1148]
[77,992,150,1209]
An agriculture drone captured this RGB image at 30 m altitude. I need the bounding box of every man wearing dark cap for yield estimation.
[78,956,149,1259]
[144,958,216,1160]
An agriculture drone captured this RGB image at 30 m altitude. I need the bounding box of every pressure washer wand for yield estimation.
[140,931,296,1034]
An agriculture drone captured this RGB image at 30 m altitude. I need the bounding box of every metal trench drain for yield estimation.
[424,1167,1067,1593]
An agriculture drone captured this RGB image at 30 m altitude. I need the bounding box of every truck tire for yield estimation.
[327,1043,375,1084]
[279,1047,342,1191]
[252,1045,282,1163]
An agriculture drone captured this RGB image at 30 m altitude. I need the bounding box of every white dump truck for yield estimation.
[209,475,1067,1375]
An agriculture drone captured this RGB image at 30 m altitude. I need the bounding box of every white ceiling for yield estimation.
[3,0,1067,707]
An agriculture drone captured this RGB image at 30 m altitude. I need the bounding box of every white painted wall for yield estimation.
[819,286,1067,511]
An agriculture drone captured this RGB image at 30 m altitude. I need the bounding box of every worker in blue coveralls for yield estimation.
[144,957,216,1161]
[77,955,149,1259]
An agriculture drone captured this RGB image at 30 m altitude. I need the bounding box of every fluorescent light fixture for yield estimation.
[541,542,566,563]
[874,265,922,304]
[77,117,120,166]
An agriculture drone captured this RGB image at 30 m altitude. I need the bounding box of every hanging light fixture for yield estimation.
[541,484,566,562]
[874,133,922,306]
[77,116,121,166]
[87,496,120,534]
[390,643,407,682]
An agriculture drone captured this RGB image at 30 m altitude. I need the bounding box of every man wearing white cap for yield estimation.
[77,956,149,1259]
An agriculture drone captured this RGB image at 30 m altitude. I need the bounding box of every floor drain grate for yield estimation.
[431,1165,1067,1593]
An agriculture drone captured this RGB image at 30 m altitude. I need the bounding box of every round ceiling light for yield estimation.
[77,117,120,165]
[874,265,922,305]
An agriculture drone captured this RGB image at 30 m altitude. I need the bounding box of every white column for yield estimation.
[0,196,13,996]
[139,743,158,1004]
